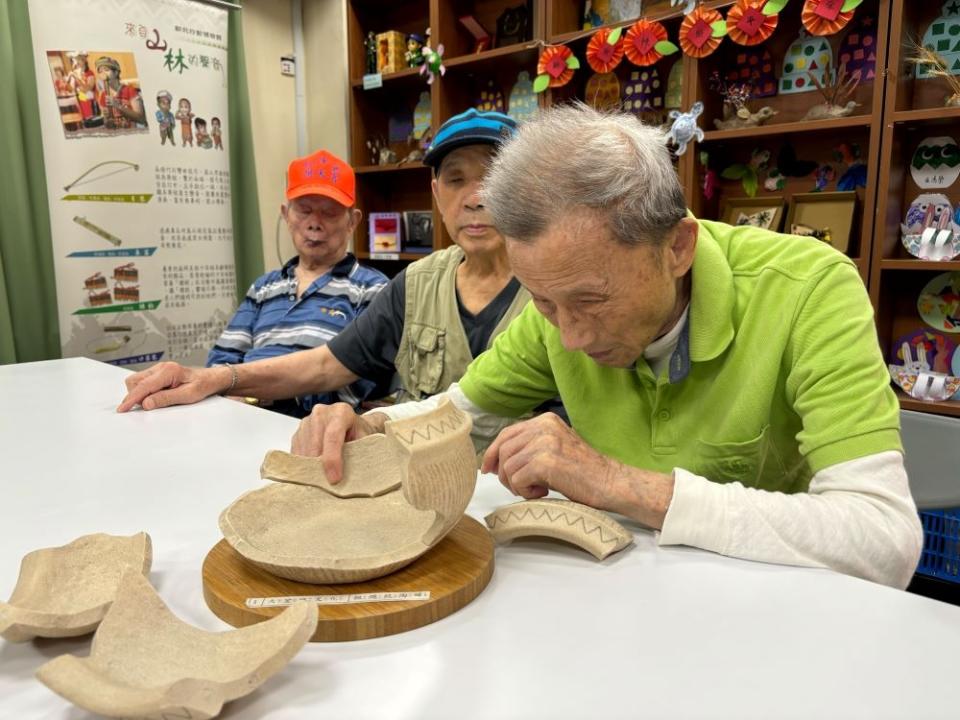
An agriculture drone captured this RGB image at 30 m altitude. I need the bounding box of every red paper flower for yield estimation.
[586,27,625,74]
[802,0,855,36]
[624,19,669,67]
[680,6,724,58]
[536,45,576,89]
[726,0,778,46]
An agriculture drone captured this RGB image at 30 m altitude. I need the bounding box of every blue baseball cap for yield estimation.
[423,108,518,170]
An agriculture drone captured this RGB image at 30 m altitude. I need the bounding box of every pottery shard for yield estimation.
[0,532,152,643]
[36,570,317,720]
[485,499,633,560]
[261,432,405,498]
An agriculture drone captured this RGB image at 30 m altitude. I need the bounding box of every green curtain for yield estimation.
[0,0,60,363]
[228,2,264,300]
[0,0,262,364]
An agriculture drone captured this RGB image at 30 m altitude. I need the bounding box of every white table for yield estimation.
[2,357,958,719]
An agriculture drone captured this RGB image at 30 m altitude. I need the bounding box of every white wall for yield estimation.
[241,0,350,268]
[241,0,297,268]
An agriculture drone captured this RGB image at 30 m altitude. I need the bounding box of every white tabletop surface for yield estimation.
[2,357,958,719]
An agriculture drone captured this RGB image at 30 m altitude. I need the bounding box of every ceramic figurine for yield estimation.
[667,101,704,156]
[364,31,377,75]
[405,33,425,67]
[802,62,861,121]
[709,71,778,130]
[714,106,778,130]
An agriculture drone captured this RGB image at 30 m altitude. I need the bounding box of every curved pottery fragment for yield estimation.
[221,398,477,583]
[36,570,317,720]
[0,532,151,643]
[485,499,633,560]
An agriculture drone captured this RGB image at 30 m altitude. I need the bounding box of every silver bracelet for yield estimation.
[218,364,239,395]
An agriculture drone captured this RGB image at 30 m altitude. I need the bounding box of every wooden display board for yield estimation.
[202,515,494,642]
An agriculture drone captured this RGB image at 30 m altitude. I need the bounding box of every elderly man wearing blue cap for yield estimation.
[118,110,529,426]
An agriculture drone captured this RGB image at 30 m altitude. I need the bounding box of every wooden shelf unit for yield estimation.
[346,0,959,415]
[346,0,545,266]
[870,0,960,415]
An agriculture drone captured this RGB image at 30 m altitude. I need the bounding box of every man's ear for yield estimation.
[280,203,288,222]
[667,218,698,278]
[431,177,439,205]
[349,207,362,232]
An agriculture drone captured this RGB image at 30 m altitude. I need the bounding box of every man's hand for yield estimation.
[481,413,675,529]
[290,404,387,484]
[116,362,229,412]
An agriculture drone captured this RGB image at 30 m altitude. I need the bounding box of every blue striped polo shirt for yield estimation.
[207,252,388,414]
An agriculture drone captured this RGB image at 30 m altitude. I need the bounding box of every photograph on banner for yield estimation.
[46,50,148,136]
[30,0,236,370]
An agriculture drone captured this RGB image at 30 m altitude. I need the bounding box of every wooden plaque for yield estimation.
[202,515,494,642]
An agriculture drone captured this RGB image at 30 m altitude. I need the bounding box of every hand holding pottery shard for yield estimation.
[485,499,632,560]
[0,532,152,643]
[221,398,477,583]
[36,570,316,720]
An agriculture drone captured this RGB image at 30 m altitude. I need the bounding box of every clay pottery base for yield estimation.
[0,532,152,642]
[221,398,478,583]
[36,570,317,719]
[204,515,494,642]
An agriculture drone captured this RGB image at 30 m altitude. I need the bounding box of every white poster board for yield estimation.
[28,0,236,368]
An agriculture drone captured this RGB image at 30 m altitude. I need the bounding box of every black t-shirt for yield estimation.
[327,268,523,389]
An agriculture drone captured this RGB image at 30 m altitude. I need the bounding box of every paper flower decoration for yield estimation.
[802,0,862,37]
[680,5,726,58]
[586,27,625,74]
[726,0,779,46]
[534,45,579,92]
[624,19,678,67]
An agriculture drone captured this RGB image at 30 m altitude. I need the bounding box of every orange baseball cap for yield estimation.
[285,150,355,206]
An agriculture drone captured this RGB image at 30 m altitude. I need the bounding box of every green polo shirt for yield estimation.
[459,219,901,493]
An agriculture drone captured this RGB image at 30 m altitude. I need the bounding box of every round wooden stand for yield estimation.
[202,515,494,642]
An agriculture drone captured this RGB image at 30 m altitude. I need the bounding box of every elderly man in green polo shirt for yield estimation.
[295,103,923,589]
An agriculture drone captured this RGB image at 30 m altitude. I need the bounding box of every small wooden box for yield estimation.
[376,31,406,75]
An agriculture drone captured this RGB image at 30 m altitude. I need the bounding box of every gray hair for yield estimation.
[481,102,687,246]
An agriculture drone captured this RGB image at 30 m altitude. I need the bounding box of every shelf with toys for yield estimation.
[537,1,884,282]
[870,0,960,413]
[346,0,958,415]
[347,0,542,264]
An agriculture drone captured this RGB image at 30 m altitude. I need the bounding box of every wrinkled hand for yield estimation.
[481,413,621,509]
[290,404,384,484]
[116,361,225,412]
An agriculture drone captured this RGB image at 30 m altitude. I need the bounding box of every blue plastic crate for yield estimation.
[918,509,960,583]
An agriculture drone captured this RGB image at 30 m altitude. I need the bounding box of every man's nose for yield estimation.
[464,180,484,209]
[556,310,593,353]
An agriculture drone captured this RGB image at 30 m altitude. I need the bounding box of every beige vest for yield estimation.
[395,245,530,401]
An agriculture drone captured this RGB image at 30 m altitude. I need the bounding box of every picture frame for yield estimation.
[785,191,858,255]
[719,196,785,232]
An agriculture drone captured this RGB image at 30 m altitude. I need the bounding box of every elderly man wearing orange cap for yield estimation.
[118,110,531,427]
[126,149,387,417]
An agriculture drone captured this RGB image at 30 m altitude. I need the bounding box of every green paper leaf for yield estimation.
[743,171,759,197]
[711,20,728,37]
[655,40,679,56]
[699,151,710,166]
[566,55,581,69]
[841,0,864,10]
[533,74,550,93]
[721,164,747,180]
[608,27,623,44]
[763,0,789,15]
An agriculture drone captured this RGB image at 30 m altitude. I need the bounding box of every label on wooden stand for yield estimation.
[246,591,430,608]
